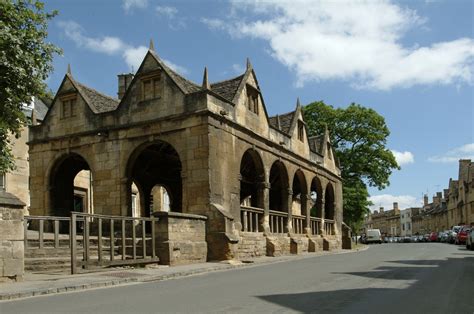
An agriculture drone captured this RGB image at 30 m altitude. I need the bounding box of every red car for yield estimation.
[456,226,471,245]
[429,232,438,242]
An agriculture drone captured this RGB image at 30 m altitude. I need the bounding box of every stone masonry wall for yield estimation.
[153,212,207,265]
[0,206,24,282]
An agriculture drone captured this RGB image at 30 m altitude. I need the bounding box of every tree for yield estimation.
[303,101,399,231]
[0,0,61,173]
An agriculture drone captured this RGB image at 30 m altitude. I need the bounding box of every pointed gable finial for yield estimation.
[202,67,210,90]
[149,39,155,51]
[296,97,301,108]
[246,57,252,70]
[67,63,72,75]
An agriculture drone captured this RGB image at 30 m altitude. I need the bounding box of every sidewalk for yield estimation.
[0,246,367,301]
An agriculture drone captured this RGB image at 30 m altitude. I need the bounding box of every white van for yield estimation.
[366,229,382,244]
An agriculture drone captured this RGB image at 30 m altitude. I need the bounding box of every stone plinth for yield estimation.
[0,191,25,282]
[153,211,207,265]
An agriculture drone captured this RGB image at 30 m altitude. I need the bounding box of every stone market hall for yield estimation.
[28,44,343,263]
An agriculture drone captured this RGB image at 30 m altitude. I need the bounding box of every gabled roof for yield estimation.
[33,97,50,121]
[73,80,119,113]
[149,51,202,94]
[268,111,295,134]
[210,75,245,102]
[308,135,325,155]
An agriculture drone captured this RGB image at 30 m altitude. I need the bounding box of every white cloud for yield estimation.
[59,20,188,74]
[232,63,245,74]
[203,0,474,90]
[201,18,225,30]
[156,5,178,18]
[391,150,415,166]
[428,143,474,163]
[162,58,189,75]
[369,194,420,212]
[123,0,148,12]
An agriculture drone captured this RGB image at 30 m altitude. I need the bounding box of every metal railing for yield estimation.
[292,215,305,234]
[269,210,288,234]
[70,212,160,274]
[24,215,73,249]
[310,217,322,235]
[324,219,335,235]
[240,206,263,232]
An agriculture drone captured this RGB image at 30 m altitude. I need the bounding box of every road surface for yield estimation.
[2,243,473,313]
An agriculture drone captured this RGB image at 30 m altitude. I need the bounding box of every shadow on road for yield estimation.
[256,250,474,313]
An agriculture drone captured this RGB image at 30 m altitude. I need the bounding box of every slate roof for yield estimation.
[268,111,295,134]
[74,81,119,113]
[210,75,244,102]
[150,51,202,94]
[33,97,50,121]
[0,191,25,208]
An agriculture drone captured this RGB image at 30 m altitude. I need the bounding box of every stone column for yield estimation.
[287,188,293,234]
[259,181,271,234]
[320,189,326,236]
[302,194,311,234]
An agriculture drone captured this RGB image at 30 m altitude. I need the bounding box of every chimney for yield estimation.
[118,73,134,100]
[379,207,384,213]
[423,194,428,206]
[436,192,442,200]
[393,202,398,210]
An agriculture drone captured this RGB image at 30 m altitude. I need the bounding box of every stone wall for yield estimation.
[237,232,266,259]
[0,205,24,282]
[153,212,207,265]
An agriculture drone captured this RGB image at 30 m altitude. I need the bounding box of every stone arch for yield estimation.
[310,176,323,218]
[240,149,265,208]
[291,169,308,216]
[269,160,289,212]
[126,140,182,216]
[48,152,93,217]
[325,182,335,220]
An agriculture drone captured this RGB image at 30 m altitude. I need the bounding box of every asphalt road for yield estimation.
[2,243,473,313]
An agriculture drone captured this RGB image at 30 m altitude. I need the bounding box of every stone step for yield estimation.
[25,247,117,258]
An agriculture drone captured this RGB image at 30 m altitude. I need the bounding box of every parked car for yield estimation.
[439,231,450,243]
[466,229,474,250]
[410,235,419,243]
[456,226,471,245]
[447,231,457,244]
[423,234,430,242]
[429,232,438,242]
[366,229,383,244]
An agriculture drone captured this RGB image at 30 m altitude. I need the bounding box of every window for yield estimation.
[327,144,333,160]
[141,74,161,101]
[297,121,304,142]
[0,173,5,191]
[60,97,77,119]
[246,85,259,115]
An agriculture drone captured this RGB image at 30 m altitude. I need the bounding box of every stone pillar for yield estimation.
[287,188,293,234]
[302,194,311,234]
[259,181,270,234]
[320,189,326,236]
[0,193,25,282]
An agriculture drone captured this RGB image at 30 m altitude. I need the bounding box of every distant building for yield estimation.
[400,207,419,236]
[364,202,401,236]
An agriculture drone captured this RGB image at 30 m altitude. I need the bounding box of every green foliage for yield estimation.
[0,0,61,173]
[304,101,399,231]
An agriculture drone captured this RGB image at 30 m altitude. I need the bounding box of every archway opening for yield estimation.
[240,150,265,208]
[325,183,335,220]
[127,141,182,217]
[269,161,289,212]
[50,153,92,218]
[291,170,307,216]
[310,177,323,218]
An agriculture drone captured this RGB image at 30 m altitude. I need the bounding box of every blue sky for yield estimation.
[43,0,473,211]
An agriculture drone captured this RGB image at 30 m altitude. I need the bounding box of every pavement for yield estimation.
[0,246,366,301]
